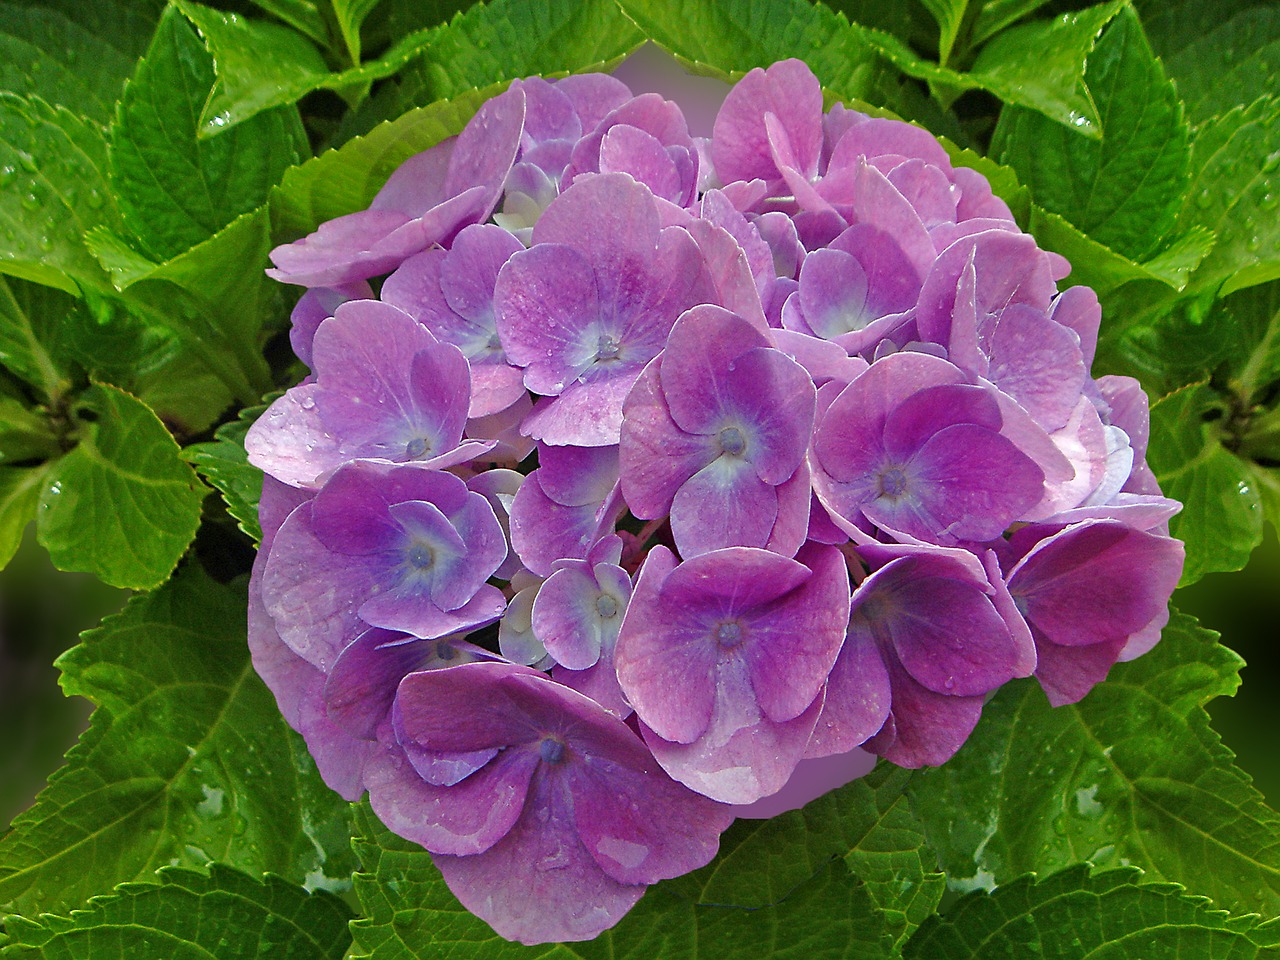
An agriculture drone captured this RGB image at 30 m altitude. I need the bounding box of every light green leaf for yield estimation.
[182,402,267,543]
[34,383,204,589]
[1165,7,1280,125]
[245,0,328,45]
[270,84,498,238]
[904,865,1280,959]
[994,7,1190,261]
[907,610,1280,916]
[0,864,352,960]
[394,0,645,107]
[176,0,334,134]
[966,1,1127,139]
[1149,383,1265,584]
[0,465,47,569]
[0,398,57,466]
[348,800,892,960]
[677,762,943,949]
[330,0,381,63]
[110,6,308,263]
[1251,463,1280,529]
[0,275,77,399]
[0,566,358,915]
[970,0,1053,46]
[0,4,137,126]
[0,94,121,294]
[917,0,972,66]
[1178,97,1280,296]
[1030,208,1213,295]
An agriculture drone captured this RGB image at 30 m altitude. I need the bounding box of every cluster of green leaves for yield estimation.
[1,0,1278,956]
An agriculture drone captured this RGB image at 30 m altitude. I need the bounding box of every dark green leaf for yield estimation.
[34,383,204,589]
[907,610,1280,916]
[1139,0,1266,71]
[0,94,121,294]
[0,4,136,126]
[0,399,57,467]
[677,763,943,949]
[994,7,1190,261]
[0,465,46,569]
[109,7,308,262]
[1165,7,1280,125]
[917,0,972,65]
[0,566,357,915]
[0,275,77,399]
[182,402,266,543]
[1178,97,1280,296]
[904,865,1280,959]
[1149,383,1265,584]
[330,0,381,63]
[0,865,352,960]
[1219,280,1280,402]
[348,800,892,960]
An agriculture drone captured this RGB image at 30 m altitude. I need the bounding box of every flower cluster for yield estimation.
[247,59,1184,943]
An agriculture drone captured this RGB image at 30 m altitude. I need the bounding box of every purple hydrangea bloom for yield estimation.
[245,300,494,486]
[261,460,507,660]
[620,304,815,557]
[616,544,850,803]
[999,519,1184,705]
[267,86,526,287]
[381,224,529,418]
[816,542,1032,768]
[811,351,1045,544]
[365,661,734,944]
[494,172,714,445]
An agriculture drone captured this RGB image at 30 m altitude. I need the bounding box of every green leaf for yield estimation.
[678,762,943,949]
[917,0,972,65]
[394,0,645,107]
[970,0,1052,46]
[965,1,1127,139]
[1220,280,1280,403]
[1165,7,1280,125]
[904,865,1280,959]
[1149,383,1265,584]
[0,465,47,569]
[110,6,308,263]
[1178,97,1280,296]
[182,402,266,543]
[270,84,498,238]
[329,0,381,63]
[907,610,1280,917]
[0,94,121,294]
[1252,463,1280,529]
[34,383,204,589]
[1030,208,1212,295]
[0,566,358,915]
[245,0,328,46]
[0,864,352,960]
[176,0,334,134]
[619,0,1120,136]
[993,7,1190,261]
[0,275,77,400]
[0,4,137,126]
[348,800,892,960]
[0,398,57,466]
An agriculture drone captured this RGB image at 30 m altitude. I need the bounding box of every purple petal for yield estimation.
[288,281,372,368]
[866,656,984,768]
[712,59,823,184]
[806,635,891,758]
[370,138,454,216]
[670,458,778,556]
[442,83,527,205]
[599,124,684,202]
[324,628,431,739]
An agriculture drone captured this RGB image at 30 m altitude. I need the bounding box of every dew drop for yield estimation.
[1194,188,1213,209]
[15,150,36,173]
[1263,150,1280,174]
[0,164,13,186]
[299,395,316,410]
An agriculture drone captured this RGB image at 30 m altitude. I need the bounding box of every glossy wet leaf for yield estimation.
[907,611,1280,916]
[0,864,352,960]
[1165,7,1280,126]
[109,7,307,262]
[0,566,357,915]
[182,402,267,543]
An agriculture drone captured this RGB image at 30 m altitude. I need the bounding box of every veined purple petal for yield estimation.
[712,59,823,185]
[670,457,778,556]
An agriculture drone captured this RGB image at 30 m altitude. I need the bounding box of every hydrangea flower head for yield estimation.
[249,57,1185,944]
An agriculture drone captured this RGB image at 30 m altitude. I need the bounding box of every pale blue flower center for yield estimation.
[407,544,434,570]
[596,334,621,360]
[405,437,431,460]
[718,426,747,457]
[715,621,744,647]
[879,467,908,498]
[539,737,566,764]
[596,593,619,619]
